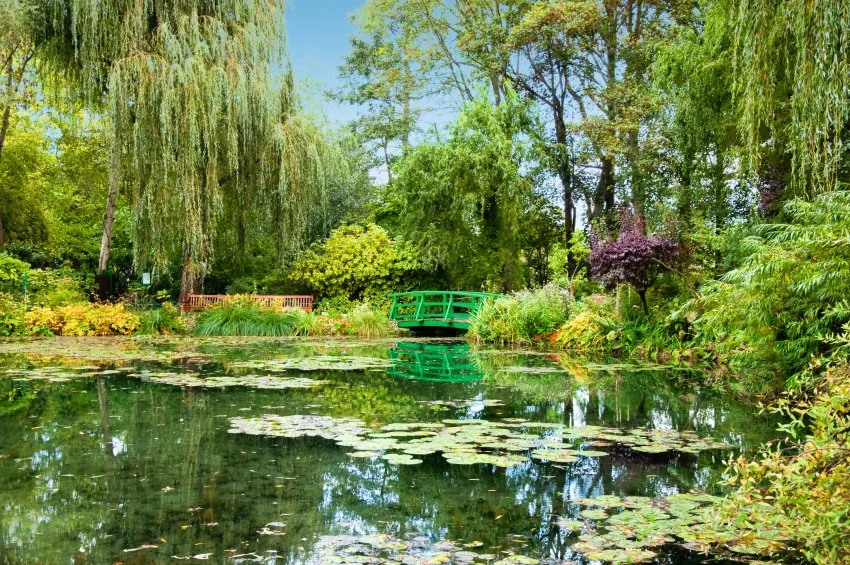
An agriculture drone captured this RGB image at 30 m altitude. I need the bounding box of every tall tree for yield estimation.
[730,0,850,195]
[32,0,336,301]
[338,0,438,181]
[391,89,547,292]
[0,0,35,247]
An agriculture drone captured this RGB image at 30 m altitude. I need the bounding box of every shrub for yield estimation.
[25,303,140,336]
[195,297,297,337]
[721,363,850,564]
[590,210,679,314]
[348,304,392,337]
[27,268,88,305]
[289,223,420,303]
[550,295,617,352]
[681,191,850,390]
[552,310,607,351]
[469,285,570,344]
[136,303,184,335]
[0,293,27,336]
[0,253,30,295]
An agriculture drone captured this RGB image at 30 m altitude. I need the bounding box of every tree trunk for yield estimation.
[98,138,121,273]
[0,103,11,248]
[638,289,649,315]
[553,109,576,269]
[592,156,616,226]
[179,251,206,306]
[628,130,645,228]
[676,144,695,235]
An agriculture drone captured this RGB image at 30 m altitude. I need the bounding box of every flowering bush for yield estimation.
[25,303,140,336]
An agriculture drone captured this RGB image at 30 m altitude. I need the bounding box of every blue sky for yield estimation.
[287,0,364,124]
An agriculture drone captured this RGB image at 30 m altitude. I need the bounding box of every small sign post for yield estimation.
[141,272,152,287]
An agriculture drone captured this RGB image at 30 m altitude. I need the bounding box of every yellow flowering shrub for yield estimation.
[552,310,606,351]
[25,303,140,336]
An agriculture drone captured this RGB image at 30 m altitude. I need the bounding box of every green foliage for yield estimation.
[722,363,850,564]
[0,292,26,336]
[552,297,617,353]
[136,303,184,335]
[194,298,299,337]
[548,231,594,297]
[469,285,570,344]
[26,268,88,307]
[0,252,29,294]
[682,191,850,388]
[730,0,850,194]
[287,309,322,337]
[289,223,420,304]
[348,304,392,338]
[0,115,53,246]
[389,89,551,292]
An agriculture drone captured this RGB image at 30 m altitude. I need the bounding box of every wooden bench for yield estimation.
[181,294,313,313]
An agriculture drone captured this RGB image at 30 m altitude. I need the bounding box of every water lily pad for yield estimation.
[584,548,656,563]
[554,518,584,532]
[580,509,609,520]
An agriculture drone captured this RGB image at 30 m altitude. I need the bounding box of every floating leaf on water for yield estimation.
[580,509,609,520]
[143,374,327,390]
[554,518,584,532]
[530,450,578,464]
[381,453,423,465]
[348,451,382,458]
[632,444,673,454]
[230,356,392,372]
[583,548,656,563]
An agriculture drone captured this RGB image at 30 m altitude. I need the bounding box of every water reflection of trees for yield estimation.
[0,346,780,565]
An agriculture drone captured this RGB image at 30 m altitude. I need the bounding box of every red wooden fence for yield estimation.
[181,294,313,313]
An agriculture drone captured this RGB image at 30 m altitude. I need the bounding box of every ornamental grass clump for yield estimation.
[136,303,184,335]
[195,297,297,337]
[348,304,392,338]
[469,285,570,344]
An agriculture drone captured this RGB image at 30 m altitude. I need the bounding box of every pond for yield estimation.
[0,337,783,565]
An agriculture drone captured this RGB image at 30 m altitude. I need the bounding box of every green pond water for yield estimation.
[0,337,784,565]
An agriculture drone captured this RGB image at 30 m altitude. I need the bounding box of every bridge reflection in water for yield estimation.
[387,341,483,383]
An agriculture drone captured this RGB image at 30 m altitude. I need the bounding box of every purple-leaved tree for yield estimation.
[589,210,679,315]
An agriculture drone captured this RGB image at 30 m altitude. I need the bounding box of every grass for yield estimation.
[195,301,299,337]
[348,304,392,337]
[136,303,184,335]
[469,285,570,344]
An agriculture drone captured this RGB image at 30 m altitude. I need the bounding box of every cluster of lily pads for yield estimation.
[4,366,133,382]
[556,493,787,563]
[228,414,728,467]
[310,534,538,565]
[136,373,328,390]
[228,356,393,372]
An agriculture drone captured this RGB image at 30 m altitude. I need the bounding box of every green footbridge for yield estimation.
[388,291,502,332]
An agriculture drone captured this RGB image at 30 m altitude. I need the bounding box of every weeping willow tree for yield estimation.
[730,0,850,195]
[32,0,337,300]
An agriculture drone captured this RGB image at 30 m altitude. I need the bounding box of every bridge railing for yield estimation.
[182,294,313,313]
[388,291,501,325]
